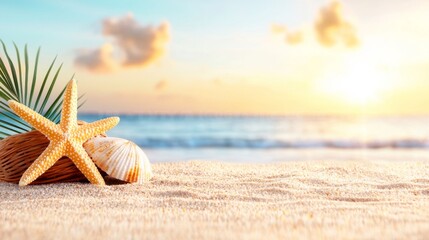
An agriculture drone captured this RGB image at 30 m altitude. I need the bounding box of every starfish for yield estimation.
[9,79,119,186]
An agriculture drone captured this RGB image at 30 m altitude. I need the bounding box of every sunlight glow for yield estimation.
[319,55,391,105]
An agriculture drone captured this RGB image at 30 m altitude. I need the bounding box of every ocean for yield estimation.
[80,114,429,163]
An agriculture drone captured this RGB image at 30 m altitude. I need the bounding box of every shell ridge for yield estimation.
[84,137,153,183]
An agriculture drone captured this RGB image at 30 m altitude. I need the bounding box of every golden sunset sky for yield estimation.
[2,0,429,115]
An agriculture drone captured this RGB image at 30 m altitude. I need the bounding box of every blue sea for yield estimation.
[79,114,429,163]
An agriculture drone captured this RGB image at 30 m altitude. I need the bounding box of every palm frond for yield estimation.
[0,41,85,139]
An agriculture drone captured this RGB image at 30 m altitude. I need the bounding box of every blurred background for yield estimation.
[2,0,429,162]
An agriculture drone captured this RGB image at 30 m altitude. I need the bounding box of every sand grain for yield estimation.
[1,160,429,239]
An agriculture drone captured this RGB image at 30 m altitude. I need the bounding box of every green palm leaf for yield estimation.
[0,41,85,139]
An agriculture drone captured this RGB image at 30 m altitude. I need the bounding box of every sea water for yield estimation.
[79,114,429,163]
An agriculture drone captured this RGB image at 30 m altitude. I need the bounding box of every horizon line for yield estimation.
[77,112,429,118]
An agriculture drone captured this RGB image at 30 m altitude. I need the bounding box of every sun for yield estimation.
[319,58,389,105]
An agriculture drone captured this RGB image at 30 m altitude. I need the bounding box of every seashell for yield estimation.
[83,137,153,184]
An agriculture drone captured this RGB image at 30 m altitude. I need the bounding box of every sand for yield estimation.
[1,160,429,240]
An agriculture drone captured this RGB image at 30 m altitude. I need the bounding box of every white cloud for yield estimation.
[75,14,170,73]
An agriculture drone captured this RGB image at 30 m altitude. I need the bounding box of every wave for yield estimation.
[134,137,429,149]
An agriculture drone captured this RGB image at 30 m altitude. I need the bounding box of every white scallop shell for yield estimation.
[84,137,153,183]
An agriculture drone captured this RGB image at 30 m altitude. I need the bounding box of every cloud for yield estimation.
[272,1,359,48]
[285,31,303,45]
[271,24,286,34]
[75,14,170,73]
[154,79,168,91]
[103,14,170,67]
[314,1,359,48]
[272,24,303,45]
[75,44,116,73]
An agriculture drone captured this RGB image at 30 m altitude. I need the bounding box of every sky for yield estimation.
[1,0,429,115]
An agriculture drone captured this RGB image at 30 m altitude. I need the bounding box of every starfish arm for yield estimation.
[76,117,120,143]
[8,100,61,139]
[60,79,78,132]
[19,141,66,186]
[68,142,105,185]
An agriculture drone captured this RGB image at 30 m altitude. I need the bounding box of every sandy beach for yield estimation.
[1,160,429,239]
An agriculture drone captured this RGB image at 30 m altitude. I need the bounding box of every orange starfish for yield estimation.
[9,79,119,186]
